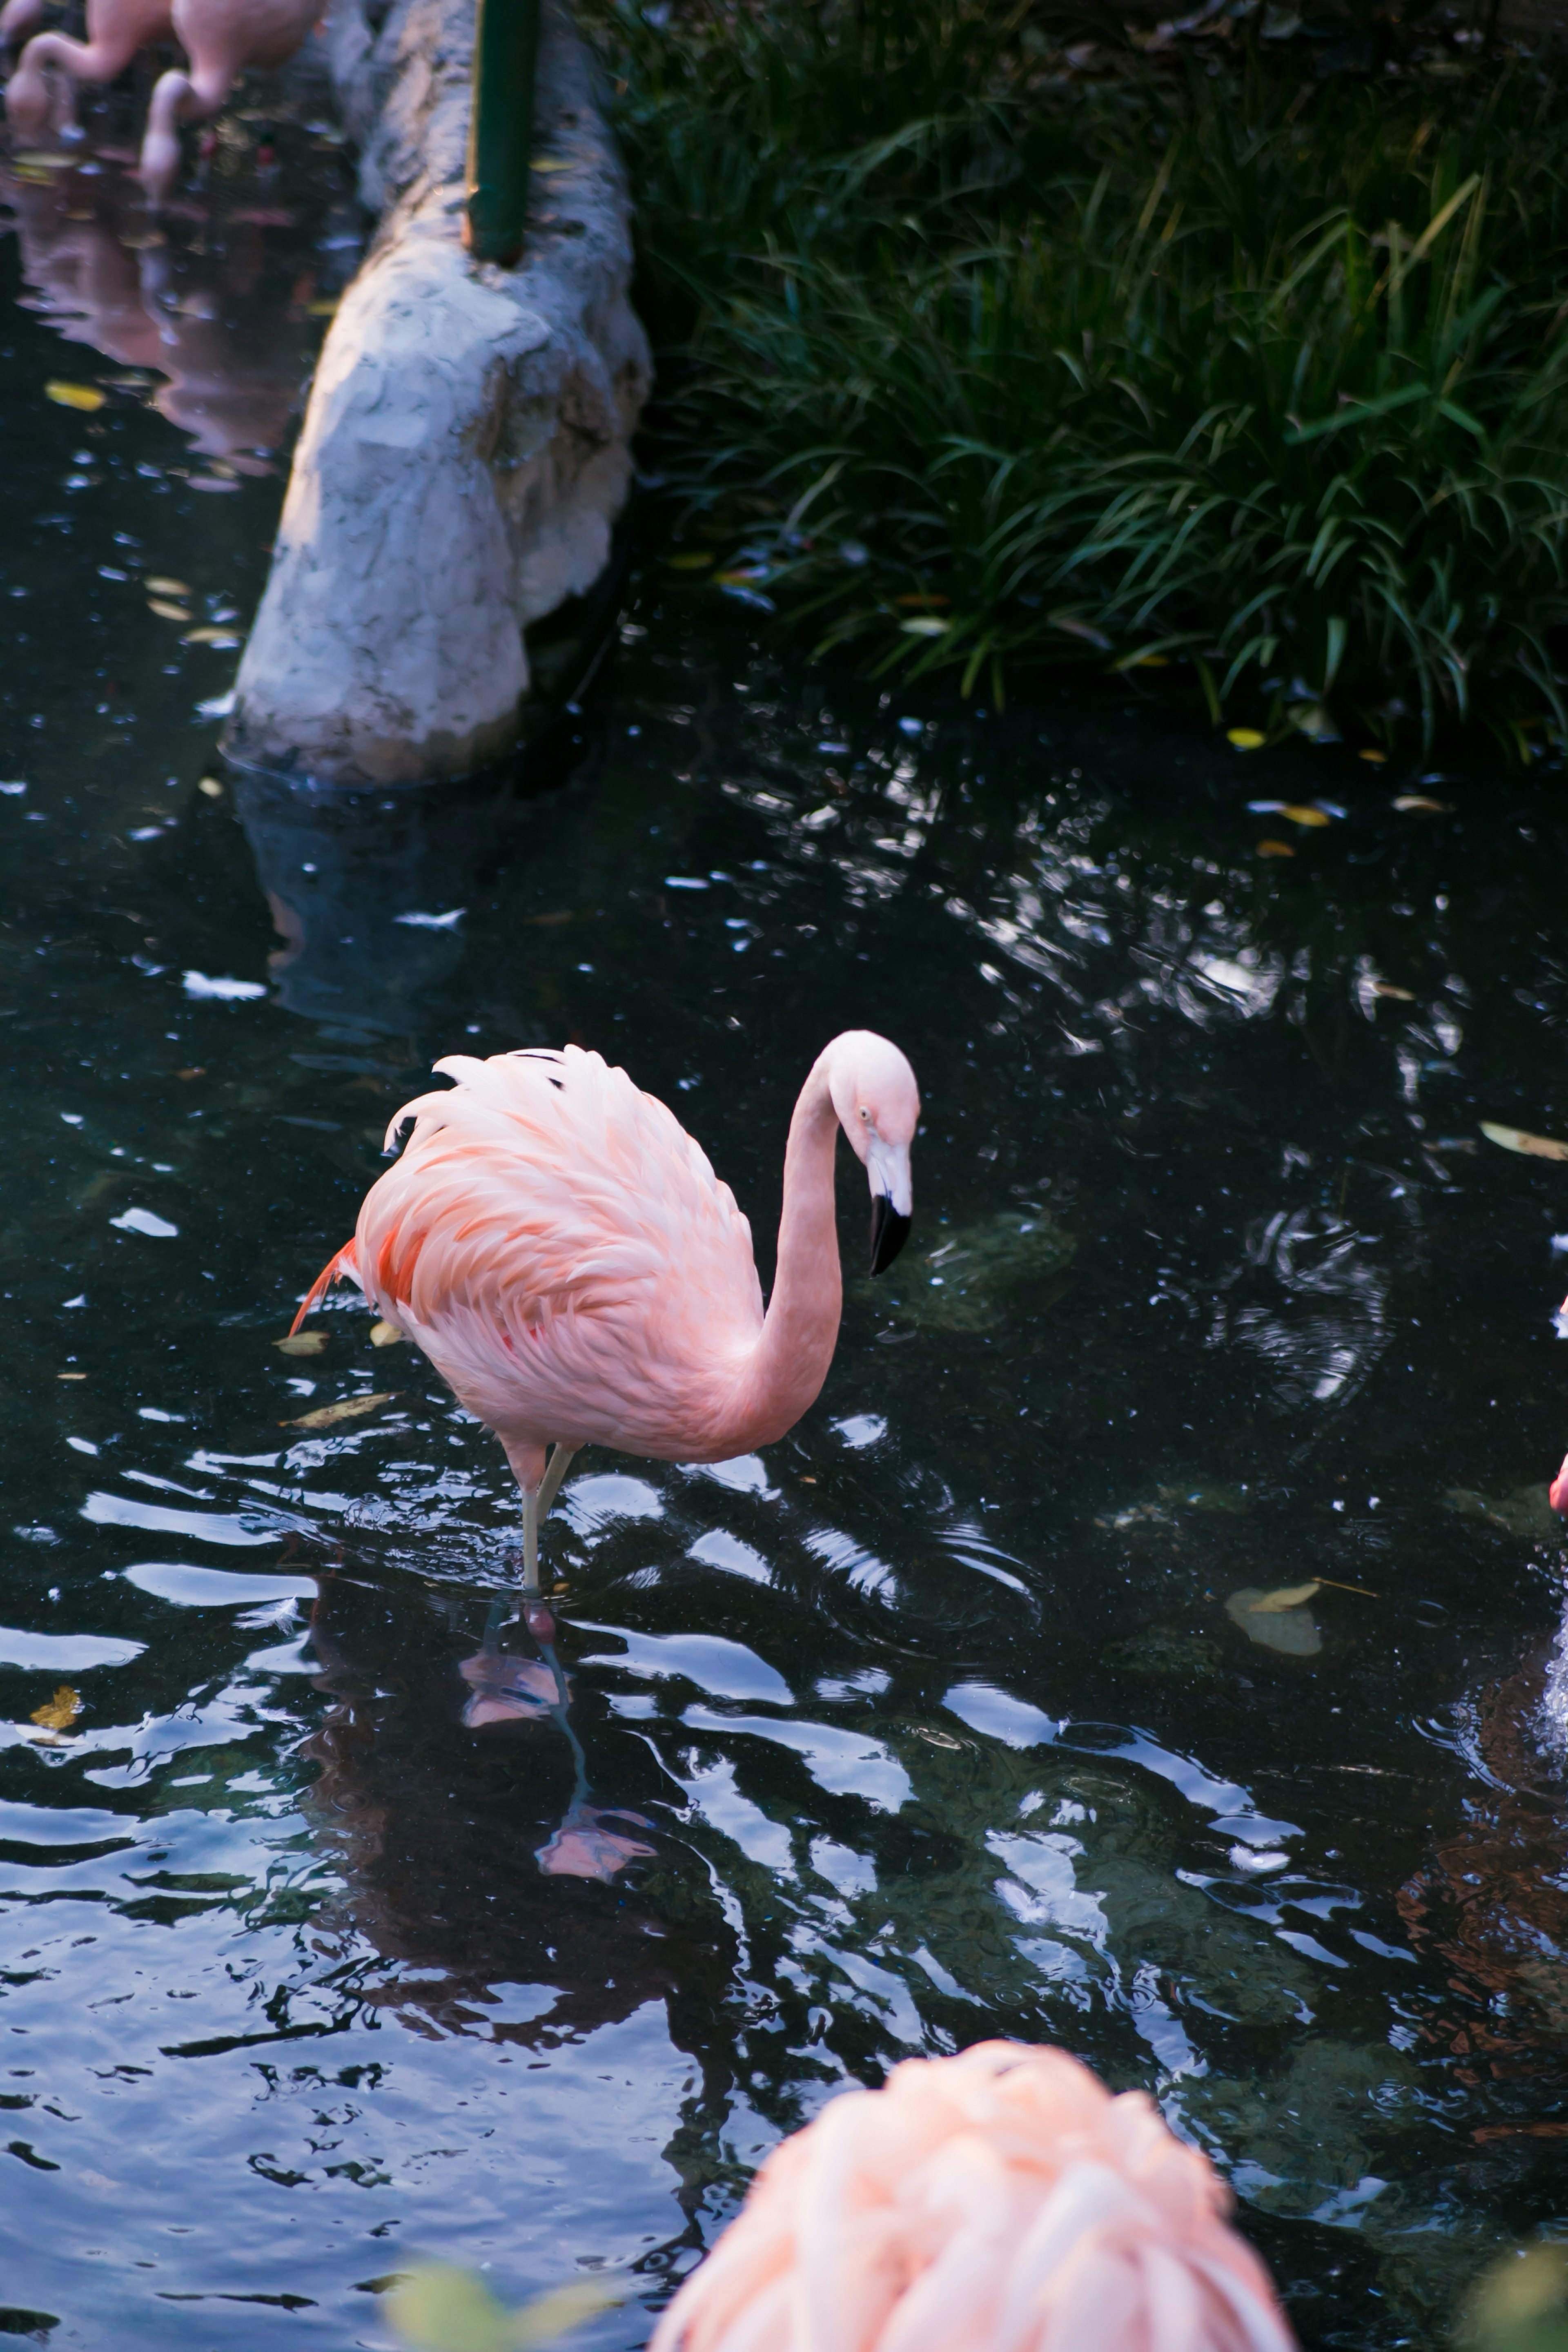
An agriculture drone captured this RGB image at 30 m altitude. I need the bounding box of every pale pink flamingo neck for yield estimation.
[724,1050,843,1453]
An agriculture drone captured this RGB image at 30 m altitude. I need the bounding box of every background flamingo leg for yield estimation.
[139,60,231,201]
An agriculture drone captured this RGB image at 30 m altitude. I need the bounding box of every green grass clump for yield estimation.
[586,0,1568,751]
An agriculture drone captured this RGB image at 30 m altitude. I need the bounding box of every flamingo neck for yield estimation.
[732,1055,843,1448]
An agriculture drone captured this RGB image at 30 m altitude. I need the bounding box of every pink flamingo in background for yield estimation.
[651,2040,1297,2352]
[3,0,319,201]
[291,1032,919,1597]
[2,0,172,134]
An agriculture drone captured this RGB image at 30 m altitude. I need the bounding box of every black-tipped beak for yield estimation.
[870,1192,911,1275]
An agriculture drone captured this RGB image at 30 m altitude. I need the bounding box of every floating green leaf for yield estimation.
[385,2265,619,2352]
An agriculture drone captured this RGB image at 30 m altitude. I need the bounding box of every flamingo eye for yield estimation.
[859,1106,870,1121]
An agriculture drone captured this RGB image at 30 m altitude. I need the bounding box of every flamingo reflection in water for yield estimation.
[457,1599,655,1886]
[302,1569,734,2042]
[0,154,310,468]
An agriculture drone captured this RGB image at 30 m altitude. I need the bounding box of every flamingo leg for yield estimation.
[522,1486,542,1596]
[520,1443,577,1596]
[537,1442,577,1519]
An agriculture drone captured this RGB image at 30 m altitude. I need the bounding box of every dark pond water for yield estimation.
[4,99,1568,2352]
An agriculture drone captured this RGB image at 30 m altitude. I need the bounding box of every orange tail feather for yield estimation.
[289,1241,358,1335]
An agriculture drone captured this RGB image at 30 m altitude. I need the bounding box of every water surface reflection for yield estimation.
[4,204,1568,2349]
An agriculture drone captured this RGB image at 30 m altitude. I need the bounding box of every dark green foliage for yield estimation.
[587,0,1568,749]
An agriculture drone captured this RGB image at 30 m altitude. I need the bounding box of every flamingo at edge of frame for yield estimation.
[288,1030,919,1608]
[648,2038,1299,2352]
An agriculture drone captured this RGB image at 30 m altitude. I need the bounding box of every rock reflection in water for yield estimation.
[1,153,314,464]
[302,1572,735,2078]
[232,770,532,1034]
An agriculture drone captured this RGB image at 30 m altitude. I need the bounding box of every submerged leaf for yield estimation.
[665,551,714,570]
[1278,803,1331,826]
[1227,727,1266,749]
[30,1685,81,1731]
[1372,980,1416,1000]
[274,1331,327,1356]
[1481,1121,1568,1162]
[148,599,192,622]
[370,1318,406,1347]
[1446,1484,1561,1540]
[284,1391,397,1430]
[146,576,191,597]
[1393,794,1450,812]
[1226,1587,1322,1654]
[899,615,950,636]
[881,1211,1076,1331]
[1243,1581,1321,1612]
[45,380,105,412]
[1256,838,1295,858]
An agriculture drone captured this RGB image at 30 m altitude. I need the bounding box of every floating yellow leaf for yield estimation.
[530,156,576,173]
[664,551,714,570]
[284,1390,397,1430]
[183,627,241,647]
[274,1330,327,1356]
[1372,980,1416,1000]
[148,599,191,622]
[45,379,105,412]
[1394,793,1450,812]
[146,576,191,597]
[1481,1121,1568,1162]
[1279,803,1330,826]
[1227,727,1266,749]
[197,778,224,799]
[1245,1581,1322,1612]
[31,1685,81,1731]
[57,1371,86,1382]
[370,1319,406,1347]
[1256,838,1295,858]
[899,616,950,636]
[1357,748,1388,764]
[17,151,75,168]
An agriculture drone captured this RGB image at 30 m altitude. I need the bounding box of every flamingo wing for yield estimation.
[352,1046,764,1458]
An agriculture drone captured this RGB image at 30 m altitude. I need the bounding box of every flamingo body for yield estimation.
[294,1033,919,1546]
[652,2042,1296,2352]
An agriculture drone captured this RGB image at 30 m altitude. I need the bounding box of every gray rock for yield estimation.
[226,0,650,785]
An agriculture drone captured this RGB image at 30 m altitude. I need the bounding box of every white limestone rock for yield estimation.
[227,0,650,784]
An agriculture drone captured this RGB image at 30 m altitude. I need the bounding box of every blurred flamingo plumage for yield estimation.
[292,1032,918,1590]
[652,2042,1295,2352]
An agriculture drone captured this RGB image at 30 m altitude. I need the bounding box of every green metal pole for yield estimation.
[464,0,540,267]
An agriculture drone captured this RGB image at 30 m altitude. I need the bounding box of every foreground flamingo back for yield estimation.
[339,1047,765,1461]
[652,2042,1295,2352]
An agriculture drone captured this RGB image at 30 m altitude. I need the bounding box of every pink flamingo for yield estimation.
[291,1032,919,1597]
[3,0,173,140]
[136,0,321,202]
[3,0,318,200]
[651,2041,1297,2352]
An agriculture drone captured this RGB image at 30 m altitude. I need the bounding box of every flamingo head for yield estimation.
[1551,1453,1568,1517]
[826,1030,920,1274]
